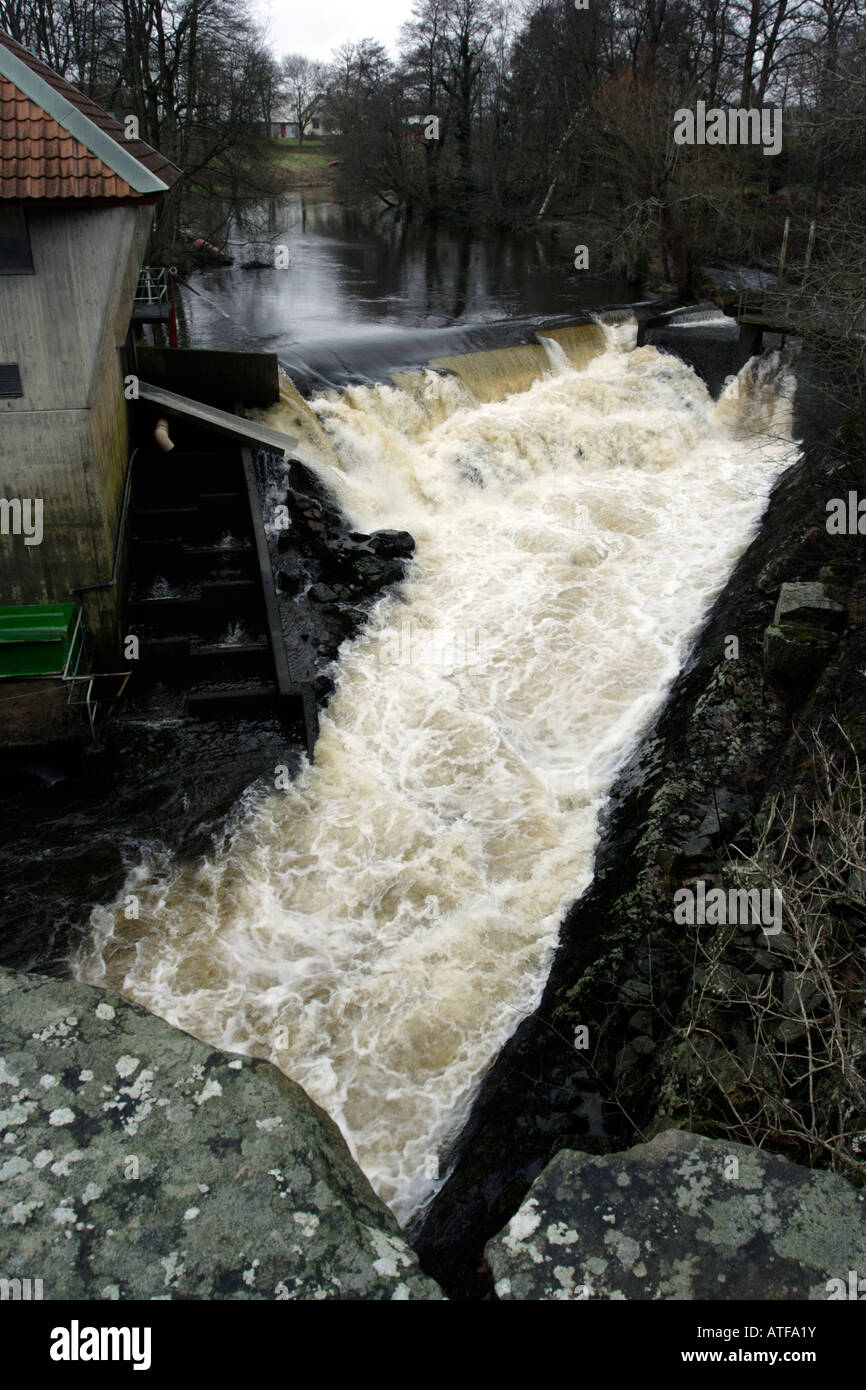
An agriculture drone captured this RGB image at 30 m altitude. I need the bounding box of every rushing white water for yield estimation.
[75,324,798,1222]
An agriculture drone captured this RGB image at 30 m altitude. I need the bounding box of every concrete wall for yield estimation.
[0,202,153,661]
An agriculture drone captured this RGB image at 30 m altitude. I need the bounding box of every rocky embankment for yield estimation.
[270,461,415,704]
[414,410,866,1297]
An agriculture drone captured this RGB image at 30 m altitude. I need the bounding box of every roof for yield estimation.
[0,29,182,201]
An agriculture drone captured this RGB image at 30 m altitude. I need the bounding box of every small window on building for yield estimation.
[0,208,34,274]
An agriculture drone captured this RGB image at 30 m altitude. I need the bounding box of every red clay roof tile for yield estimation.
[0,28,182,202]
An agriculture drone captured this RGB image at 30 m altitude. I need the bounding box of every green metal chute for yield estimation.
[0,603,82,678]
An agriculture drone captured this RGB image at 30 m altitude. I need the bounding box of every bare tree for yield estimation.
[1,0,285,251]
[280,52,328,146]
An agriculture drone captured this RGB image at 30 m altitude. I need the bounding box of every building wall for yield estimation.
[0,201,153,661]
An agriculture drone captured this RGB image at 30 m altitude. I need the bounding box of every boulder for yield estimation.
[763,622,837,684]
[0,966,443,1301]
[485,1130,866,1300]
[353,554,407,593]
[368,530,416,560]
[276,556,307,595]
[773,582,845,631]
[308,582,339,604]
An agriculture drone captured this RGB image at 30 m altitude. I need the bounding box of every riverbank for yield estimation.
[413,391,866,1296]
[271,139,340,189]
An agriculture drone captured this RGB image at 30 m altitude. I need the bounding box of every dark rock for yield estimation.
[679,834,713,857]
[308,583,339,604]
[332,605,365,638]
[628,1010,655,1034]
[773,581,845,631]
[614,1036,656,1076]
[353,555,407,593]
[368,530,416,560]
[776,1018,809,1044]
[277,557,307,595]
[763,622,837,684]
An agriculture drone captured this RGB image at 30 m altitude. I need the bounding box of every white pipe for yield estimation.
[154,417,174,452]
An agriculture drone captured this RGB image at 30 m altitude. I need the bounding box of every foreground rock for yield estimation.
[486,1130,866,1301]
[0,966,442,1300]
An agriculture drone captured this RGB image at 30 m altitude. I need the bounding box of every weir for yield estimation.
[427,322,606,402]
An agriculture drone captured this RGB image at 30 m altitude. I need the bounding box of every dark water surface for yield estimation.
[178,190,636,385]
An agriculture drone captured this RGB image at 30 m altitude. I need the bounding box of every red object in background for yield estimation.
[168,266,178,348]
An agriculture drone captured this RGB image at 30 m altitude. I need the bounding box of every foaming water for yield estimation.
[74,330,798,1222]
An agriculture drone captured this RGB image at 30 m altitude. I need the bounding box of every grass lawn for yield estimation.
[270,139,340,177]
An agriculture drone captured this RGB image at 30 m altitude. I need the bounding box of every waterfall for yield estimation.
[74,325,799,1223]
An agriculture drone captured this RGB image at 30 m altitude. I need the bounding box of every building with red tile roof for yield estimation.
[0,28,182,668]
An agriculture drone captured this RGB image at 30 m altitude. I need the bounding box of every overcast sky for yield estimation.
[253,0,412,63]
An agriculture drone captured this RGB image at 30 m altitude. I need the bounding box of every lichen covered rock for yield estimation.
[486,1130,866,1301]
[0,966,443,1300]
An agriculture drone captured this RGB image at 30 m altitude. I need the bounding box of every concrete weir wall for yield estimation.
[430,322,607,402]
[136,346,281,407]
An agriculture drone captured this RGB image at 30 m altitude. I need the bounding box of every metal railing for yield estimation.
[736,287,865,342]
[64,671,132,738]
[135,266,170,306]
[735,286,798,322]
[60,609,131,737]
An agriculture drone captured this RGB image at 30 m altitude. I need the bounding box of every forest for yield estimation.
[2,0,863,352]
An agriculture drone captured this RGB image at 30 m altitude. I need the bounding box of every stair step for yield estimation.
[187,682,279,717]
[133,506,199,519]
[183,541,252,557]
[127,597,203,627]
[200,579,258,597]
[191,640,268,656]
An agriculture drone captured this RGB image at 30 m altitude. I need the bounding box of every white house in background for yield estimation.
[268,113,324,139]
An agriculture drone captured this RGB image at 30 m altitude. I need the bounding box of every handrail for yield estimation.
[135,266,170,306]
[70,447,138,595]
[60,607,84,681]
